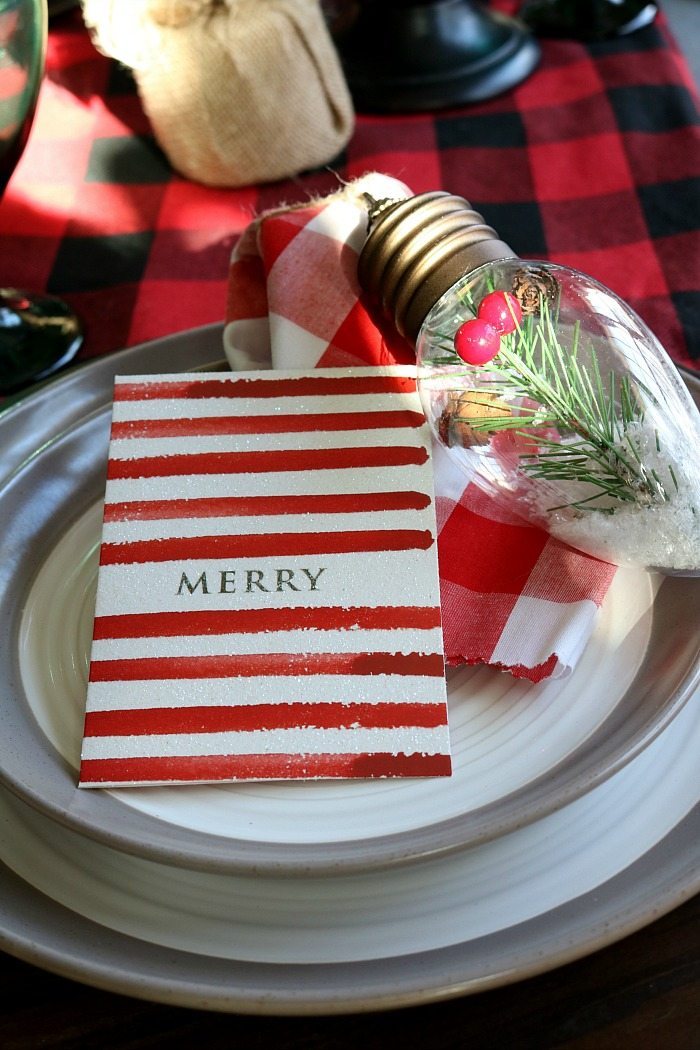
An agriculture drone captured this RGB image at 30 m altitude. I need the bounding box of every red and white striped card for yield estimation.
[79,366,451,787]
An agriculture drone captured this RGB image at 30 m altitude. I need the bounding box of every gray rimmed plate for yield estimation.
[0,683,698,1014]
[1,325,698,875]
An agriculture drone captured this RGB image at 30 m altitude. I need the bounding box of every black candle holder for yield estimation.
[332,0,540,113]
[518,0,658,41]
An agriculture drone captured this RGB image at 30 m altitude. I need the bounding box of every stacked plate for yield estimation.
[1,325,698,1015]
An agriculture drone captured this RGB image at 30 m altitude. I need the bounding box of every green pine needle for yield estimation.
[431,294,673,513]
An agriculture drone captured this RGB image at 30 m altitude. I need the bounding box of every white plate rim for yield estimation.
[0,326,698,876]
[0,793,696,1015]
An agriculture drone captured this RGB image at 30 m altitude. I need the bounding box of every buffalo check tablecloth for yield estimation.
[2,3,699,681]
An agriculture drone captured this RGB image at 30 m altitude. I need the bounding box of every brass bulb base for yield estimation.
[358,191,516,343]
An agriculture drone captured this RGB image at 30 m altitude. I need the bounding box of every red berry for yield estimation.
[453,318,501,365]
[477,291,522,335]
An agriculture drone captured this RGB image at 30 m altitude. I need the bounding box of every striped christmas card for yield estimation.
[79,366,450,786]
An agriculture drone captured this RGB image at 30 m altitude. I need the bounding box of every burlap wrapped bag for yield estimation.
[82,0,354,186]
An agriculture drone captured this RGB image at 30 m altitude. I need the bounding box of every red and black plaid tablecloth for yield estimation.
[0,4,698,372]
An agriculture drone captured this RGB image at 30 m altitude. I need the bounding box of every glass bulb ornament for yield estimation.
[358,192,700,575]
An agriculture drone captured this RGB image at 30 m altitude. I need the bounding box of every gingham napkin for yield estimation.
[224,174,616,681]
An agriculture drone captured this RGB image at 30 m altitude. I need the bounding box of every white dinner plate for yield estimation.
[1,326,698,876]
[0,679,697,1014]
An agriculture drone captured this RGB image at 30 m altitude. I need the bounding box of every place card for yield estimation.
[79,366,450,787]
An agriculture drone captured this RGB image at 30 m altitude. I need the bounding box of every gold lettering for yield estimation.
[246,569,269,592]
[219,570,236,593]
[301,567,326,591]
[276,569,300,591]
[177,571,209,595]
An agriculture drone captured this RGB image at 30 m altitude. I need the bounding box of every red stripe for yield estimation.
[92,605,442,639]
[79,751,452,783]
[83,701,447,736]
[110,409,426,439]
[99,528,435,564]
[88,651,445,682]
[106,445,428,479]
[113,374,417,401]
[103,490,432,522]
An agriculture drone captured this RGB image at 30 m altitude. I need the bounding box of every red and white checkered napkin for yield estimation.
[224,174,616,682]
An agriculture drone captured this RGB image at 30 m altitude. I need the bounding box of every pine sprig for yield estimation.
[431,297,672,513]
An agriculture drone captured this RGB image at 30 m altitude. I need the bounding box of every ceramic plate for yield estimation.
[1,327,699,875]
[0,681,697,1014]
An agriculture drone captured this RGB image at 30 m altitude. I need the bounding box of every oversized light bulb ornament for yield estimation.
[358,192,700,575]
